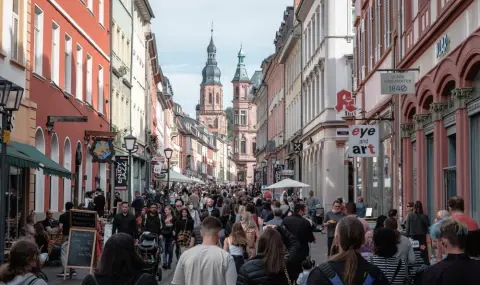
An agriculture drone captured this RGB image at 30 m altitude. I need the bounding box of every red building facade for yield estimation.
[30,0,110,214]
[398,0,480,221]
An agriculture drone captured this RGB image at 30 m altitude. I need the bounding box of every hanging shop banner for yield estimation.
[380,72,416,95]
[274,165,284,183]
[348,125,379,157]
[90,138,115,163]
[114,156,128,190]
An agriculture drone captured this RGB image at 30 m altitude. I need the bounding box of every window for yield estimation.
[99,0,104,26]
[216,93,219,104]
[34,6,44,75]
[12,0,20,60]
[86,54,92,104]
[209,92,212,104]
[240,110,247,125]
[384,0,391,48]
[235,87,239,99]
[241,137,246,154]
[234,137,239,153]
[51,22,60,84]
[76,45,83,100]
[234,111,239,125]
[98,66,104,113]
[87,0,93,12]
[64,35,72,93]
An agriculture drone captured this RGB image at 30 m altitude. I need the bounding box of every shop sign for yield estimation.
[90,138,115,163]
[436,34,450,58]
[348,125,379,157]
[114,156,128,190]
[335,89,357,116]
[153,164,162,174]
[280,169,294,176]
[380,72,416,95]
[293,143,302,152]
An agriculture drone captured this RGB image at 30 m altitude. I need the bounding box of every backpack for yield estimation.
[317,263,376,285]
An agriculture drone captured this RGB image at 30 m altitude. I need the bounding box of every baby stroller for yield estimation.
[136,232,163,281]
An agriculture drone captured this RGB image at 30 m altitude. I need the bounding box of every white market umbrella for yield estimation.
[265,178,310,189]
[192,177,206,185]
[159,170,195,183]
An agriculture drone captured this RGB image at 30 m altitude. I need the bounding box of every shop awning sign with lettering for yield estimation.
[348,125,379,157]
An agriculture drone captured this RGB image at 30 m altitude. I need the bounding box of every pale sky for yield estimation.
[150,0,293,117]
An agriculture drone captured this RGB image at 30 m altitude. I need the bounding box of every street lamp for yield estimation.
[164,148,173,196]
[123,134,137,204]
[0,78,24,264]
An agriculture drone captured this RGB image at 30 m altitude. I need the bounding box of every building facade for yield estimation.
[297,0,354,206]
[264,45,285,186]
[394,0,480,221]
[30,0,111,214]
[129,0,153,194]
[279,5,302,182]
[231,47,257,185]
[1,0,39,216]
[253,59,269,186]
[353,0,398,217]
[196,30,227,137]
[111,0,132,151]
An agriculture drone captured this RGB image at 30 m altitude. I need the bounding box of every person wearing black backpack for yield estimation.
[307,216,389,285]
[81,233,157,285]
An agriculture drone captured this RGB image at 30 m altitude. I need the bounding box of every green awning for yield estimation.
[7,141,72,179]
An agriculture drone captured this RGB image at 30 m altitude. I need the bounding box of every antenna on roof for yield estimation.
[211,21,214,36]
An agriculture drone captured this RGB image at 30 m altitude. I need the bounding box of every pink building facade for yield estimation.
[232,47,257,185]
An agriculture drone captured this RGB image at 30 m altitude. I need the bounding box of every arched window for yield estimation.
[209,92,213,103]
[234,137,239,153]
[216,93,220,104]
[241,137,247,154]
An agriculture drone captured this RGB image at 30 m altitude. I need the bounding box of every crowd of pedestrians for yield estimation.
[2,184,480,285]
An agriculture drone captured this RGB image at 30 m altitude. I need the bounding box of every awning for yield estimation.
[6,141,72,179]
[158,170,195,183]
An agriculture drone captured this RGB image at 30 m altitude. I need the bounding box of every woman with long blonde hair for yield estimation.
[240,212,260,259]
[223,223,248,272]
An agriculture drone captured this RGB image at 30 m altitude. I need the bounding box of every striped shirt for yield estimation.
[368,255,408,285]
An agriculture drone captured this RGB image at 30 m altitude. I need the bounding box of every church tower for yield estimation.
[231,45,256,185]
[196,27,227,137]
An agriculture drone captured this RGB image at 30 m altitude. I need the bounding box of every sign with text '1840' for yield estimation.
[380,72,416,95]
[348,125,379,157]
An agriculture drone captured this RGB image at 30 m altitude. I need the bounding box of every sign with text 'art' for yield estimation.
[348,125,379,157]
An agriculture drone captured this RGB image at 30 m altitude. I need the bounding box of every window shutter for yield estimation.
[384,0,390,48]
[368,6,373,71]
[360,20,366,80]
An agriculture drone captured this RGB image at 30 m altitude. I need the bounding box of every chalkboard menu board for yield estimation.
[70,210,97,229]
[66,229,96,268]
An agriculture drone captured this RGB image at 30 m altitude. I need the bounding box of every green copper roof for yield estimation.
[232,45,250,83]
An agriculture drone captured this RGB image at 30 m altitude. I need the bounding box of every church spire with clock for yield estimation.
[196,26,227,137]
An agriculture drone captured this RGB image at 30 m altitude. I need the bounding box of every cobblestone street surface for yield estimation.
[43,232,328,285]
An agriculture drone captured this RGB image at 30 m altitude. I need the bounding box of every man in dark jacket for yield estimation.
[131,191,145,217]
[112,202,137,237]
[144,203,162,235]
[421,218,480,285]
[202,198,220,217]
[93,189,106,217]
[282,203,314,260]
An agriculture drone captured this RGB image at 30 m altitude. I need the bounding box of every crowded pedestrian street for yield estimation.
[1,0,480,285]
